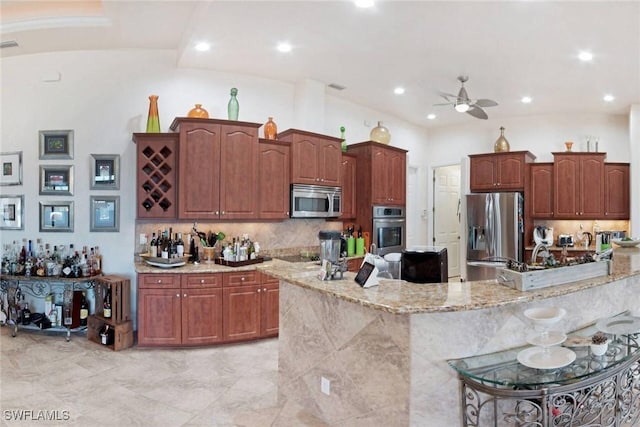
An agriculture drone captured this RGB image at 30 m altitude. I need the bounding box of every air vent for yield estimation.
[328,83,346,91]
[0,40,19,49]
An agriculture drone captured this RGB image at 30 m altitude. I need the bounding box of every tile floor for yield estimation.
[0,327,329,426]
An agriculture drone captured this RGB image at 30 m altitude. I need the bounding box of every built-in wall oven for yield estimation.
[290,184,342,218]
[372,205,405,256]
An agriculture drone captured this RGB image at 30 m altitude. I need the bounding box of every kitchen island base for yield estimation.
[277,273,640,426]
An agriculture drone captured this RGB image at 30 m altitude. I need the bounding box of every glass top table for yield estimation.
[448,312,640,389]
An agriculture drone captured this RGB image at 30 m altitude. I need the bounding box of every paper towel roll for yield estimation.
[356,237,365,255]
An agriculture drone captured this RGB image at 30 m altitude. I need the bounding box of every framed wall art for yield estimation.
[39,129,74,160]
[40,201,74,232]
[0,195,24,230]
[90,196,119,232]
[40,165,73,196]
[0,151,23,186]
[90,154,120,190]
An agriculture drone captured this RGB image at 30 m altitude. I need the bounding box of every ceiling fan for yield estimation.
[434,75,498,120]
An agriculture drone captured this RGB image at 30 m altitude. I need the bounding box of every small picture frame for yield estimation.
[40,165,74,195]
[90,195,119,232]
[39,130,74,160]
[40,201,74,232]
[0,151,23,186]
[0,195,24,230]
[90,154,120,190]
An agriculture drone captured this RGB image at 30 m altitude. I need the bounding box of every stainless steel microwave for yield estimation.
[290,184,341,218]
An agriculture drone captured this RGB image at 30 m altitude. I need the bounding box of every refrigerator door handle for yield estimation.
[485,194,494,258]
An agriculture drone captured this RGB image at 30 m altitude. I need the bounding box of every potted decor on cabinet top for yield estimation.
[188,104,209,118]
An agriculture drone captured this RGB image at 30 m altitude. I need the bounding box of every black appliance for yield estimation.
[401,246,448,283]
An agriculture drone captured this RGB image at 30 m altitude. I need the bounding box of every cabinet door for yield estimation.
[223,285,261,342]
[604,163,629,219]
[371,147,390,204]
[137,288,182,346]
[291,137,321,185]
[579,156,604,218]
[260,283,279,337]
[529,164,554,218]
[496,154,526,190]
[554,156,580,218]
[134,133,178,219]
[469,156,497,192]
[178,122,221,219]
[181,287,223,345]
[258,141,290,219]
[219,125,259,219]
[340,154,357,219]
[387,150,406,205]
[319,140,342,186]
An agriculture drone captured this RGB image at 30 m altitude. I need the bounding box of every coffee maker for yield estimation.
[533,226,554,246]
[318,230,347,280]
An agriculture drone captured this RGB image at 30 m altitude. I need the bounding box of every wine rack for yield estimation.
[87,275,133,351]
[133,133,178,219]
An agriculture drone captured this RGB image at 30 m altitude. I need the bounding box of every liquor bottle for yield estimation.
[22,301,31,325]
[161,230,169,259]
[149,232,157,257]
[103,285,112,319]
[168,227,174,258]
[176,233,185,258]
[79,292,89,326]
[94,246,102,274]
[100,324,111,345]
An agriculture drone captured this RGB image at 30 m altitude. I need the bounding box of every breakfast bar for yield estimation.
[260,248,640,426]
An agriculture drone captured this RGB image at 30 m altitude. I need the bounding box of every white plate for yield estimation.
[527,331,567,347]
[563,336,592,347]
[517,346,576,370]
[145,260,186,269]
[612,238,640,248]
[595,316,640,335]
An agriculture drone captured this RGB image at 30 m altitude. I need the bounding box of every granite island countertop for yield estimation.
[134,247,640,315]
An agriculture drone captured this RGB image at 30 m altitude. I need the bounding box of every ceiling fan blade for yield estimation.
[474,99,498,108]
[433,102,455,107]
[438,91,458,99]
[466,106,488,120]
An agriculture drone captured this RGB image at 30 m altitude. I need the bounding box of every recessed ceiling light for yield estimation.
[355,0,374,8]
[603,94,615,102]
[276,42,292,53]
[427,114,436,120]
[194,42,210,52]
[578,50,593,62]
[394,87,405,95]
[521,96,532,104]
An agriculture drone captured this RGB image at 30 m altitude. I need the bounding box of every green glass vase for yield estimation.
[228,88,239,120]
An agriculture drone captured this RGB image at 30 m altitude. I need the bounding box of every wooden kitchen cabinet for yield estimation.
[260,273,279,337]
[222,271,261,342]
[371,145,406,205]
[278,129,343,186]
[258,139,291,219]
[137,273,223,347]
[171,118,261,220]
[340,153,357,219]
[133,133,179,219]
[529,163,554,218]
[553,153,605,219]
[604,163,630,219]
[469,151,536,192]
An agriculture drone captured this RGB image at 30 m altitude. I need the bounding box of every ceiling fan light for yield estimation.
[455,103,470,113]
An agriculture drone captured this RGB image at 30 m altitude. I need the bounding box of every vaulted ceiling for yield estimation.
[2,1,639,127]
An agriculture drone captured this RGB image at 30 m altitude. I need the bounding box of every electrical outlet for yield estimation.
[321,377,330,395]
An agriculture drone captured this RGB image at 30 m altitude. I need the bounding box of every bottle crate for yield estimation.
[94,275,131,324]
[87,315,133,351]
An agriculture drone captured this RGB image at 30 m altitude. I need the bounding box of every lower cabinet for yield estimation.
[138,271,278,347]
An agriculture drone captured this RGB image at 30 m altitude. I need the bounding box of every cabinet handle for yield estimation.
[263,288,267,292]
[200,279,205,284]
[222,211,225,215]
[215,211,219,215]
[176,293,180,298]
[241,277,245,281]
[157,279,162,283]
[257,288,261,293]
[183,293,187,297]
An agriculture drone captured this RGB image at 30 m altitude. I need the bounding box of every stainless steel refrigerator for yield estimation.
[466,192,524,281]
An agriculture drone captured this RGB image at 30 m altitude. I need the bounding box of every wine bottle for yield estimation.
[103,285,112,319]
[93,246,102,274]
[168,227,174,258]
[100,324,110,345]
[149,232,157,257]
[22,301,31,325]
[79,292,89,326]
[176,233,185,258]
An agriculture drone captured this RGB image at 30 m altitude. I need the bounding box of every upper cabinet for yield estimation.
[133,133,179,219]
[553,153,605,219]
[469,151,536,192]
[171,118,261,220]
[604,163,630,219]
[258,139,291,219]
[529,163,554,219]
[340,153,357,220]
[278,129,342,187]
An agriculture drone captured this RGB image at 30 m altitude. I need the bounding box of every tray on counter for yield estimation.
[140,254,189,265]
[497,260,611,291]
[214,257,264,267]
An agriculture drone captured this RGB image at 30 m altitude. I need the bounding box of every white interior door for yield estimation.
[433,164,461,278]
